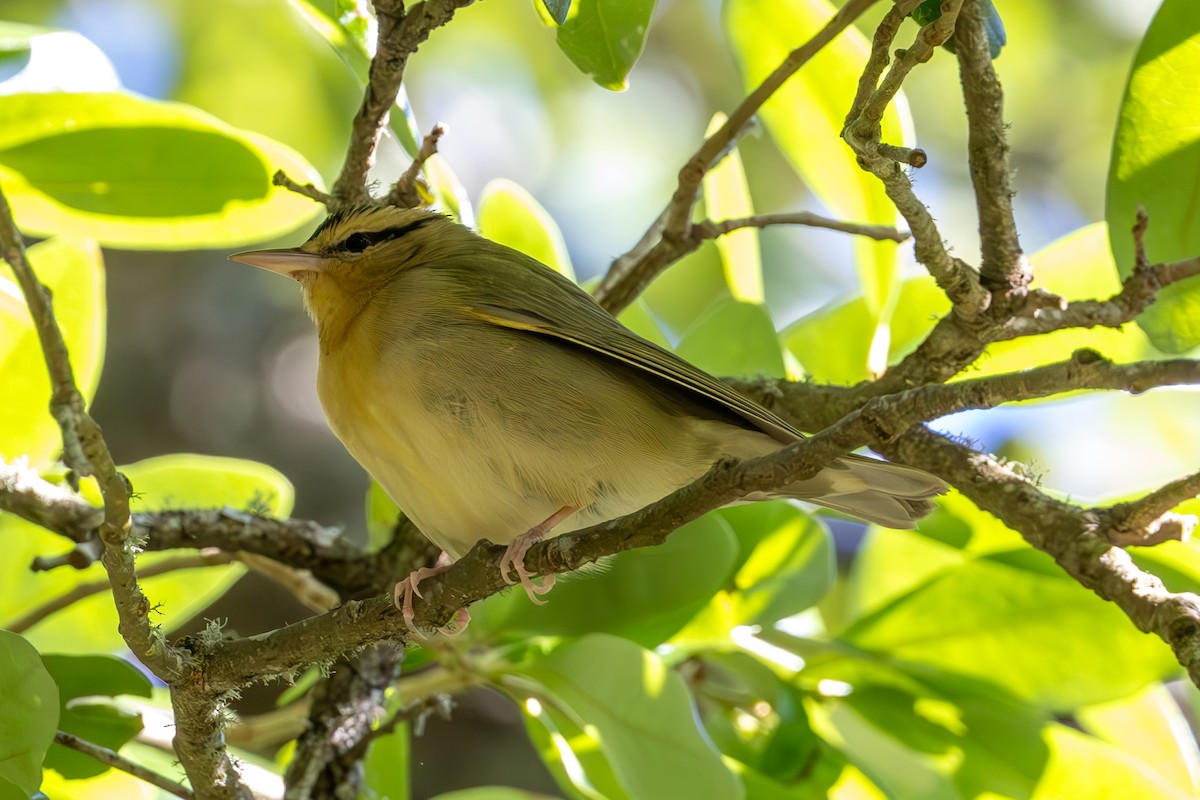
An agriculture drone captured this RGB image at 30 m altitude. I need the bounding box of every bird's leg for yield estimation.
[499,505,576,605]
[393,556,471,637]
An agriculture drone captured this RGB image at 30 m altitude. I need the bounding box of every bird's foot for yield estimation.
[499,506,575,604]
[393,564,469,637]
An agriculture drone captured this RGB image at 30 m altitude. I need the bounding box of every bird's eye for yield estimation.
[342,232,373,253]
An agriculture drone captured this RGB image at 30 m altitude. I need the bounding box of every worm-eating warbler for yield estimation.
[231,205,946,629]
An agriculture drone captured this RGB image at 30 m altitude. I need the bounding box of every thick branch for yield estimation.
[172,688,253,800]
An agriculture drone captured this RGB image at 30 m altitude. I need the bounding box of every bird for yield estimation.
[230,204,946,631]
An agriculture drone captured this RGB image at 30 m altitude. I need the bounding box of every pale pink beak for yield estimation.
[228,247,325,278]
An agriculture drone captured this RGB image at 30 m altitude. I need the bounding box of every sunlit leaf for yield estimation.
[0,92,323,249]
[0,238,104,466]
[784,276,948,385]
[840,533,1177,710]
[478,178,575,281]
[719,502,835,627]
[726,0,912,373]
[556,0,656,91]
[1106,0,1200,352]
[1077,683,1200,796]
[703,112,763,304]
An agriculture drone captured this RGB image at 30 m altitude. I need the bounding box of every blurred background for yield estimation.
[0,0,1188,795]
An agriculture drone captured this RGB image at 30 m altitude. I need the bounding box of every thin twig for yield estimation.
[9,551,234,633]
[1107,471,1200,545]
[843,0,989,316]
[593,0,881,313]
[273,170,334,206]
[386,122,446,208]
[954,0,1026,294]
[332,0,476,205]
[997,254,1200,340]
[695,212,910,243]
[54,731,194,799]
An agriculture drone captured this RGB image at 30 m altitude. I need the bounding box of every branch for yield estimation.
[694,212,910,243]
[0,185,176,679]
[332,0,476,205]
[171,687,253,800]
[955,0,1027,294]
[0,461,101,541]
[1107,471,1200,546]
[283,645,404,798]
[386,122,446,207]
[8,551,235,633]
[999,253,1200,340]
[593,0,881,313]
[883,427,1200,688]
[54,731,193,799]
[843,0,990,317]
[273,170,334,206]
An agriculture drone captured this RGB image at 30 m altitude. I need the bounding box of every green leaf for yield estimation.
[783,276,948,385]
[555,0,656,91]
[366,478,404,552]
[472,515,737,647]
[1076,683,1200,796]
[703,113,763,304]
[362,721,410,800]
[508,634,745,800]
[840,539,1177,710]
[1106,0,1200,352]
[477,178,576,281]
[0,632,58,796]
[719,502,835,626]
[642,245,730,338]
[821,688,1191,799]
[430,789,543,800]
[118,453,294,516]
[0,237,105,466]
[676,299,786,379]
[0,92,323,249]
[541,0,573,26]
[42,655,150,779]
[726,0,912,373]
[524,691,630,799]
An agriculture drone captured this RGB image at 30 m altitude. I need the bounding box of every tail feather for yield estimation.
[776,454,948,529]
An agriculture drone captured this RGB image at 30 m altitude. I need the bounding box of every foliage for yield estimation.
[1,1,1200,799]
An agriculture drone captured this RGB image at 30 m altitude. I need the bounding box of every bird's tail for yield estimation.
[771,454,948,529]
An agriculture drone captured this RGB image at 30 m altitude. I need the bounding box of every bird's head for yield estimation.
[230,205,461,340]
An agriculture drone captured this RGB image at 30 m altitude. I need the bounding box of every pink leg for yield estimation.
[393,563,471,637]
[499,506,576,605]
